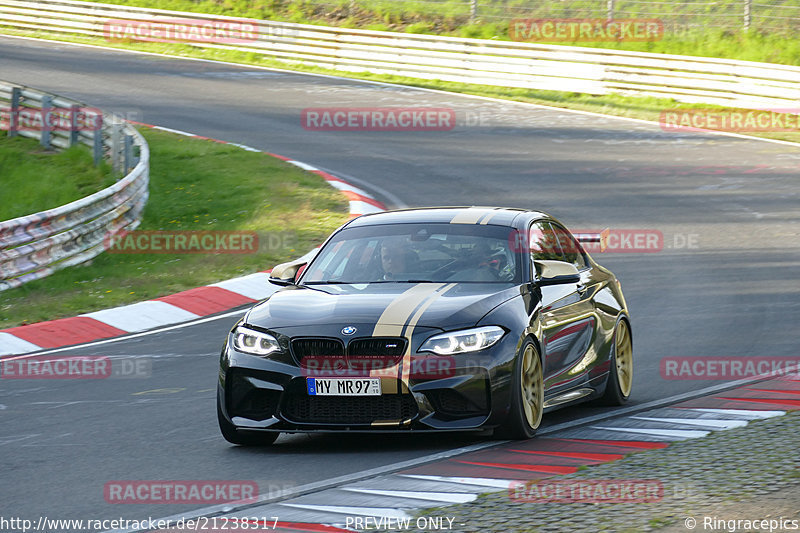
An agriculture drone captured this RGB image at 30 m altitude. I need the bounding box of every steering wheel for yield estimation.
[430,259,465,279]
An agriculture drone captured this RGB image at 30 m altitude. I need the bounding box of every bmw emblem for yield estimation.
[341,326,357,336]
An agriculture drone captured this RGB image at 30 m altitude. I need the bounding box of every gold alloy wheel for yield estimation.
[615,320,634,397]
[521,344,544,430]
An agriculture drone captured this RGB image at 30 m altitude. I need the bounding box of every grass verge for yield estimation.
[0,127,348,329]
[0,132,114,221]
[79,0,800,65]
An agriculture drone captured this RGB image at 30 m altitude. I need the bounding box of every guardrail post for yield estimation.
[111,122,122,174]
[69,104,80,146]
[607,0,615,20]
[40,95,52,149]
[743,0,751,30]
[124,134,133,174]
[93,119,103,166]
[9,87,20,138]
[470,0,478,23]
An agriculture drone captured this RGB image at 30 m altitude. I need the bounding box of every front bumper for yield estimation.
[218,328,518,433]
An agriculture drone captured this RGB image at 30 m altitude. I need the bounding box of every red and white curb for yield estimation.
[107,374,800,532]
[0,125,386,357]
[227,376,800,530]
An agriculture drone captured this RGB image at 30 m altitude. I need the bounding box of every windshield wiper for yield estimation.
[302,280,358,285]
[304,279,441,285]
[370,279,438,283]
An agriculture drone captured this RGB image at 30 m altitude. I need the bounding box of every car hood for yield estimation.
[245,282,520,332]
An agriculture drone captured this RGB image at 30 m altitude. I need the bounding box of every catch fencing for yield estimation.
[309,0,800,33]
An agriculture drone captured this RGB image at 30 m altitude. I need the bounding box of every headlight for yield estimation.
[419,326,505,355]
[232,326,281,356]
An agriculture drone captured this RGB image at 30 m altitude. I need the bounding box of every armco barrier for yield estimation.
[0,80,149,291]
[1,0,800,110]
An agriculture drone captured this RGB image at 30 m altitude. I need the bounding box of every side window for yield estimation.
[550,222,587,270]
[529,221,565,264]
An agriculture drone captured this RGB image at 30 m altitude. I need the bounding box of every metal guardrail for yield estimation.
[0,80,149,291]
[0,0,798,110]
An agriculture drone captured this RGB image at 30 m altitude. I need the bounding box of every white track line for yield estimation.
[340,487,477,504]
[689,408,785,419]
[590,426,710,439]
[2,34,798,148]
[630,416,748,429]
[279,503,412,519]
[398,474,515,489]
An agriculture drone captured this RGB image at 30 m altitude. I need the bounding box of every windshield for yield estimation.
[300,223,520,284]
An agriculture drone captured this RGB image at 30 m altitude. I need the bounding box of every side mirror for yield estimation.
[534,260,581,286]
[269,259,307,286]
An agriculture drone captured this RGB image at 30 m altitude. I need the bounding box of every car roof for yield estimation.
[345,207,550,228]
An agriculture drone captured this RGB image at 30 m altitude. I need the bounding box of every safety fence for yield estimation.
[0,80,149,291]
[290,0,800,33]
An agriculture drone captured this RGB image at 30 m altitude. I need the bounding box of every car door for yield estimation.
[529,220,598,393]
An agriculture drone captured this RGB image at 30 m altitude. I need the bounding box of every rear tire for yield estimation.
[217,395,279,446]
[495,341,543,440]
[600,319,633,406]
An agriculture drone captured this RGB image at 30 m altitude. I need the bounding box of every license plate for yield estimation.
[307,377,381,396]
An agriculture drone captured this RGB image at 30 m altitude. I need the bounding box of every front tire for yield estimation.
[600,318,633,405]
[496,341,543,440]
[217,395,279,446]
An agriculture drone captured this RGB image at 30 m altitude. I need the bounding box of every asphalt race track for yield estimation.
[1,35,799,524]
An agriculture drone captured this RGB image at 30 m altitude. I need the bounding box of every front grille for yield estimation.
[291,338,344,361]
[291,337,407,369]
[282,394,418,425]
[347,337,406,369]
[348,337,406,357]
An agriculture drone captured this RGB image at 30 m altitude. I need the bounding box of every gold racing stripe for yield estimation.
[478,211,496,224]
[449,208,487,225]
[370,284,447,392]
[372,283,446,337]
[400,283,458,389]
[369,282,458,427]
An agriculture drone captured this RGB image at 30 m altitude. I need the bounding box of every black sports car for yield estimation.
[218,207,632,444]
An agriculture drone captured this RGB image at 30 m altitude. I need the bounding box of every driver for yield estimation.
[380,240,413,280]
